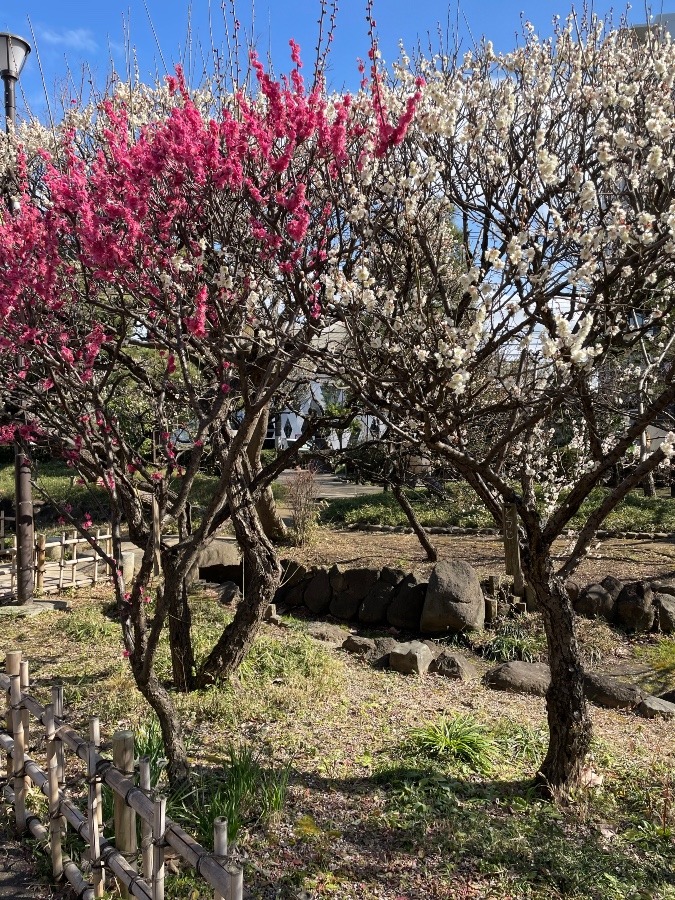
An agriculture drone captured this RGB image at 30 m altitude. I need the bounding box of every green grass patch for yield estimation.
[408,714,495,773]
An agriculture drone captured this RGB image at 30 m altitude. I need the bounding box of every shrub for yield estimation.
[408,714,495,773]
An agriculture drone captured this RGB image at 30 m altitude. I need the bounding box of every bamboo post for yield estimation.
[213,818,228,900]
[36,533,46,593]
[58,531,66,590]
[225,865,244,900]
[71,529,78,586]
[45,704,63,880]
[52,684,65,787]
[93,528,100,584]
[89,717,103,829]
[20,660,30,796]
[5,651,21,783]
[113,730,137,899]
[139,756,153,882]
[88,742,104,897]
[10,673,26,832]
[152,497,161,577]
[152,795,166,900]
[502,503,525,597]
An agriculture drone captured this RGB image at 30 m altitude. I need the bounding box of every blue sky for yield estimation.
[3,1,668,121]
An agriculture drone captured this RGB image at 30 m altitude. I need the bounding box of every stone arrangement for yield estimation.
[569,574,675,633]
[211,556,675,721]
[274,558,485,633]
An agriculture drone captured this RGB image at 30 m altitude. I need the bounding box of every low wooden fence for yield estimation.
[1,651,244,899]
[0,522,114,599]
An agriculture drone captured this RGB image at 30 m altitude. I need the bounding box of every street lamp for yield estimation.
[0,33,30,132]
[0,32,33,604]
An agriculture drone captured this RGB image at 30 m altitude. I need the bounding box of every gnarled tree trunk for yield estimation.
[196,459,281,685]
[526,540,592,793]
[248,403,287,542]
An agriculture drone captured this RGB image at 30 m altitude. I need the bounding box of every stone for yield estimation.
[429,652,478,681]
[420,560,485,634]
[214,581,240,605]
[389,640,434,676]
[659,689,675,703]
[306,622,350,646]
[484,661,550,696]
[636,696,675,719]
[575,583,616,620]
[386,575,427,630]
[342,635,377,657]
[330,567,379,620]
[276,561,308,606]
[583,672,645,708]
[303,568,332,615]
[615,582,655,632]
[197,538,242,583]
[358,580,397,625]
[279,583,305,609]
[380,567,406,587]
[564,579,581,605]
[121,550,136,586]
[652,578,675,598]
[601,575,624,600]
[372,637,398,668]
[656,594,675,634]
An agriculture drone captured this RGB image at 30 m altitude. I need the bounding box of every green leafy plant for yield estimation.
[169,744,290,846]
[135,717,167,789]
[495,720,548,763]
[477,618,547,663]
[408,715,495,773]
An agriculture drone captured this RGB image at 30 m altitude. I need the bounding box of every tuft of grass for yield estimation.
[495,719,548,764]
[169,744,290,846]
[135,717,167,789]
[475,617,547,663]
[58,607,119,644]
[408,714,495,773]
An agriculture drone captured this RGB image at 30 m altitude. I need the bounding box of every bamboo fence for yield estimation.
[0,651,244,899]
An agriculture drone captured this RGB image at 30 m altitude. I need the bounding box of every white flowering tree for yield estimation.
[320,19,675,790]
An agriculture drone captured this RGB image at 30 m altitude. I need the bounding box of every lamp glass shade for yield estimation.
[0,33,31,78]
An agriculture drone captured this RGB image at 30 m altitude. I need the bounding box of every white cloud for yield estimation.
[39,27,98,53]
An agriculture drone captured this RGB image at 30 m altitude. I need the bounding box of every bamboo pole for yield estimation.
[52,684,65,787]
[5,650,20,784]
[89,717,103,829]
[88,742,104,897]
[113,730,137,899]
[93,528,100,584]
[139,757,153,882]
[213,818,228,900]
[45,704,63,880]
[20,660,30,798]
[36,533,46,593]
[152,795,166,900]
[58,530,66,590]
[10,673,26,832]
[225,865,244,900]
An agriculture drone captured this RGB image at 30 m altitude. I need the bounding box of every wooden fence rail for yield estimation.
[1,651,244,900]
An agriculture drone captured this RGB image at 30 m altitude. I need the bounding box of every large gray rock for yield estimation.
[358,579,397,625]
[484,661,550,696]
[380,567,406,587]
[575,576,622,620]
[372,637,398,668]
[303,568,332,615]
[651,578,675,598]
[615,582,655,632]
[636,696,675,719]
[420,561,485,634]
[656,594,675,634]
[429,652,478,681]
[342,635,377,657]
[330,567,379,620]
[659,688,675,704]
[306,622,350,645]
[389,641,433,676]
[276,560,308,607]
[387,575,427,630]
[583,672,645,708]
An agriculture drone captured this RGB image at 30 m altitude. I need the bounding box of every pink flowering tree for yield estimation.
[320,20,675,791]
[0,47,419,783]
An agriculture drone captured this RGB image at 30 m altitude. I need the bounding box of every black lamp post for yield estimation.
[0,32,33,604]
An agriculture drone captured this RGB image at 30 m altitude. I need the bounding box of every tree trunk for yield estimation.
[131,663,190,786]
[642,471,656,498]
[165,572,196,692]
[391,482,437,561]
[248,403,287,541]
[528,552,592,794]
[196,461,281,685]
